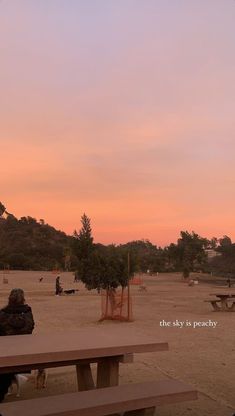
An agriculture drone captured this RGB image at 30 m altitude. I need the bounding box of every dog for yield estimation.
[63,289,79,295]
[35,369,47,389]
[8,374,28,398]
[138,285,147,292]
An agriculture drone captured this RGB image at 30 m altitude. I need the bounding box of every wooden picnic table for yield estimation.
[0,329,199,415]
[207,293,235,311]
[0,328,168,391]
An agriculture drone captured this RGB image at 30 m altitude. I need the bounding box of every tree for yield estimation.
[219,235,232,248]
[164,243,182,272]
[177,231,209,278]
[74,215,136,290]
[120,240,165,273]
[209,237,218,249]
[76,214,93,258]
[0,202,6,217]
[210,237,235,278]
[74,214,94,282]
[0,207,70,270]
[79,245,135,291]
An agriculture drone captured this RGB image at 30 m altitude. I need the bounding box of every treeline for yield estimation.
[0,214,74,270]
[0,202,234,278]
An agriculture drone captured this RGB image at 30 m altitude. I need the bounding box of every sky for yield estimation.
[0,1,235,246]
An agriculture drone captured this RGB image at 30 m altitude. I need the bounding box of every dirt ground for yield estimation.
[0,271,234,415]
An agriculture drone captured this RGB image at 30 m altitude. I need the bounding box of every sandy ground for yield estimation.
[0,271,234,415]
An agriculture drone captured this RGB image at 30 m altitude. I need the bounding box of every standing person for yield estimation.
[74,271,79,283]
[55,275,63,295]
[0,288,35,402]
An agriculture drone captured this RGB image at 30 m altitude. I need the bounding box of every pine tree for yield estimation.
[75,214,94,283]
[77,213,93,258]
[75,215,135,290]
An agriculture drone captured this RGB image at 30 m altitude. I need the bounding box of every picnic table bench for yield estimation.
[205,293,235,311]
[0,380,198,416]
[0,328,198,415]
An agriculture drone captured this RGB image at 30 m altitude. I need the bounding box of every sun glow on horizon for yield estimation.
[1,1,235,245]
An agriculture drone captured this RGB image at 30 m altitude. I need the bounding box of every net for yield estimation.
[100,287,132,321]
[130,276,143,285]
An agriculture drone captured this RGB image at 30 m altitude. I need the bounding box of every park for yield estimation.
[0,270,234,415]
[1,1,235,414]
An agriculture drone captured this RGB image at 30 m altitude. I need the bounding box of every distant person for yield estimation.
[227,278,231,288]
[0,288,35,402]
[74,271,79,283]
[55,276,63,295]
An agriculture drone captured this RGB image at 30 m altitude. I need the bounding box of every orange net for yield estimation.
[130,276,143,285]
[100,287,133,321]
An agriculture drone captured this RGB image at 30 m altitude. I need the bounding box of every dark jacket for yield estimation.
[0,304,34,336]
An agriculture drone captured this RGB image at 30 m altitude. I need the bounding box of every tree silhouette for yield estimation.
[0,202,6,217]
[77,213,93,258]
[177,231,208,278]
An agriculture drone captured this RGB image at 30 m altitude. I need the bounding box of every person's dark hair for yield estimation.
[8,289,25,306]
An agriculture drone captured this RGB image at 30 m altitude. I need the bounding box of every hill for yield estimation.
[0,213,74,270]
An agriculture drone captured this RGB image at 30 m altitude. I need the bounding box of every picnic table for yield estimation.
[205,293,235,311]
[0,328,198,415]
[0,328,168,390]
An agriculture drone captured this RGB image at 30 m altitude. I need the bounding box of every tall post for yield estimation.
[127,252,130,320]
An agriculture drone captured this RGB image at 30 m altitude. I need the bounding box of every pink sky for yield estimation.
[1,1,235,246]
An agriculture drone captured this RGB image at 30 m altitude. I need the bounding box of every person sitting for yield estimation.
[0,288,35,402]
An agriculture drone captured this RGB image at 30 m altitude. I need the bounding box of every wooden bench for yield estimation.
[226,299,235,311]
[0,380,198,416]
[204,298,235,311]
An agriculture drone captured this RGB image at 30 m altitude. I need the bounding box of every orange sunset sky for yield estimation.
[1,1,235,246]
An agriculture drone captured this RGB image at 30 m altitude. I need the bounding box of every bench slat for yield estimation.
[0,380,197,416]
[204,299,235,302]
